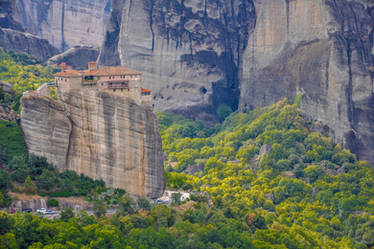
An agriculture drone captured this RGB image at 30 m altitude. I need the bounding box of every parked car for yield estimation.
[36,208,47,214]
[155,199,169,205]
[22,208,32,213]
[44,210,57,215]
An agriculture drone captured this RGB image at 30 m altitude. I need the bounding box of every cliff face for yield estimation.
[0,28,59,60]
[239,0,374,164]
[47,46,100,69]
[0,0,59,60]
[0,0,24,31]
[101,0,374,164]
[16,0,111,51]
[99,0,256,122]
[21,89,165,199]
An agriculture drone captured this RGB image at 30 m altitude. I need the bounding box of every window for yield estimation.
[84,76,94,81]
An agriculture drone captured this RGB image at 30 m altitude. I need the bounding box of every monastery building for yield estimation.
[54,62,152,106]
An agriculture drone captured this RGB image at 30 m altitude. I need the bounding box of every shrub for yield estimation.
[216,104,233,122]
[60,207,74,222]
[49,191,71,197]
[137,197,151,211]
[47,198,59,207]
[24,176,36,194]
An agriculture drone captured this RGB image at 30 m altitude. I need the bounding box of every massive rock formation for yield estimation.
[0,28,59,60]
[0,0,24,31]
[98,0,256,123]
[47,46,100,69]
[0,0,59,60]
[21,88,165,199]
[101,0,374,164]
[15,0,111,51]
[239,0,374,164]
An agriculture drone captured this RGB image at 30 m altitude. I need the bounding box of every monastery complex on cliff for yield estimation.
[54,62,152,107]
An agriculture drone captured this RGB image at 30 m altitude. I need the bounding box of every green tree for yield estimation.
[11,164,30,183]
[60,207,74,222]
[47,198,59,207]
[0,233,18,249]
[304,164,324,183]
[24,176,36,194]
[93,199,107,217]
[117,195,135,216]
[216,104,233,122]
[137,197,151,211]
[171,192,182,205]
[36,169,57,190]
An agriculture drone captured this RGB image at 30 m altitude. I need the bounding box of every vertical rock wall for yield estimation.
[16,0,111,51]
[239,0,374,164]
[21,89,165,199]
[98,0,256,123]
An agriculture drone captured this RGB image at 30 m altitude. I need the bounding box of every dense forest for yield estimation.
[0,49,373,248]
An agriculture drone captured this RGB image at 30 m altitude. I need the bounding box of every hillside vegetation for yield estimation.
[0,99,373,248]
[0,48,56,114]
[159,99,374,248]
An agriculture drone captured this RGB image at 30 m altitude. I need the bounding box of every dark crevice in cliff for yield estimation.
[325,48,331,91]
[285,0,290,38]
[61,0,66,52]
[102,94,115,186]
[346,43,354,128]
[65,115,74,171]
[149,0,155,52]
[98,0,125,66]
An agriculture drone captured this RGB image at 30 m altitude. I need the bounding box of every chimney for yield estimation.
[59,62,67,71]
[88,61,98,71]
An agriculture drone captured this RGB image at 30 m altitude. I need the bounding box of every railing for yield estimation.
[107,84,129,89]
[82,80,97,85]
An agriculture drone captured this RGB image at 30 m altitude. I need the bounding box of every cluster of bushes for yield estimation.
[0,48,57,112]
[4,153,105,197]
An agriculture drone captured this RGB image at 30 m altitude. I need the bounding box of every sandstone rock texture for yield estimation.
[47,46,99,69]
[98,0,256,123]
[0,28,59,60]
[15,0,111,51]
[21,89,165,199]
[239,0,374,164]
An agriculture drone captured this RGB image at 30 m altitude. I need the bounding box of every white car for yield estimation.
[36,208,47,214]
[36,208,57,215]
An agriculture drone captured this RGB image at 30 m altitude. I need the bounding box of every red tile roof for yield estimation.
[54,70,82,77]
[141,88,152,93]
